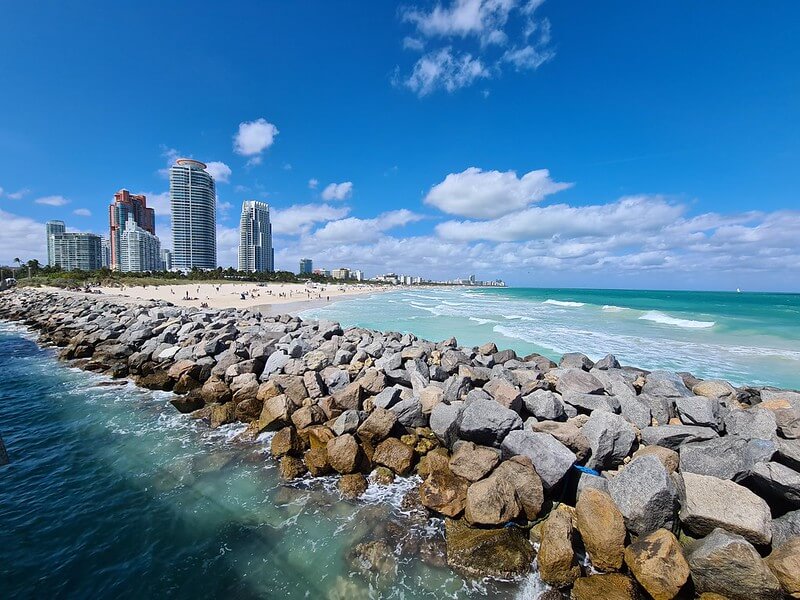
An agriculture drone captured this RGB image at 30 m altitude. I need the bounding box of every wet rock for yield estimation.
[576,487,626,572]
[348,540,397,580]
[678,471,772,545]
[501,430,576,490]
[459,398,523,447]
[356,408,397,444]
[765,536,800,599]
[326,434,363,474]
[581,411,636,470]
[444,517,534,578]
[338,473,368,499]
[538,504,580,588]
[279,455,307,480]
[624,528,690,600]
[448,441,501,481]
[209,401,236,428]
[419,463,469,517]
[170,390,205,414]
[271,426,303,458]
[371,466,395,485]
[571,574,640,600]
[608,455,678,536]
[687,528,782,600]
[303,446,332,476]
[464,473,520,525]
[373,438,415,475]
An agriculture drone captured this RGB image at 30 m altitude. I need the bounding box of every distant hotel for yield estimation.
[170,158,216,270]
[238,200,273,272]
[46,220,66,266]
[299,258,313,275]
[119,215,161,272]
[160,249,173,272]
[109,189,155,271]
[48,229,103,271]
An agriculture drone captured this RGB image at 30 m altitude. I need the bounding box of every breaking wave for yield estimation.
[638,311,715,329]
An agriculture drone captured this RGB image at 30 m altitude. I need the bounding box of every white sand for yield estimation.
[46,282,390,314]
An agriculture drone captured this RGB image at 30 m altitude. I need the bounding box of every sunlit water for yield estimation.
[0,322,545,599]
[303,287,800,390]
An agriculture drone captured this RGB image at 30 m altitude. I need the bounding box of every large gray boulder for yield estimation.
[522,390,565,421]
[642,370,693,398]
[675,395,722,431]
[559,352,594,371]
[725,408,777,441]
[501,430,576,490]
[740,461,800,510]
[638,392,673,425]
[372,385,402,410]
[390,398,427,427]
[608,455,678,535]
[640,424,717,450]
[771,508,800,547]
[686,528,782,600]
[617,395,652,429]
[581,411,636,470]
[555,369,605,396]
[679,436,776,480]
[430,401,465,448]
[483,378,522,412]
[678,472,773,545]
[562,392,617,414]
[777,438,800,471]
[459,399,523,447]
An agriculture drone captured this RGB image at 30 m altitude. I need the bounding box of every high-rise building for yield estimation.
[352,269,364,282]
[109,190,155,270]
[299,258,313,275]
[160,249,173,272]
[170,158,216,270]
[119,215,161,272]
[101,238,111,268]
[50,232,102,271]
[238,200,273,273]
[331,268,350,280]
[45,220,66,266]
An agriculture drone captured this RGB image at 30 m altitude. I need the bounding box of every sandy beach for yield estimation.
[43,282,391,314]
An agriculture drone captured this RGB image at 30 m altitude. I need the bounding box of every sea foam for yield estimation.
[542,299,585,307]
[638,311,715,329]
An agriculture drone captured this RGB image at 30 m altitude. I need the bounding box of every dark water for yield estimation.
[0,323,541,599]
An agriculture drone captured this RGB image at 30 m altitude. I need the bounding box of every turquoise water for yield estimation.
[0,323,543,599]
[303,287,800,390]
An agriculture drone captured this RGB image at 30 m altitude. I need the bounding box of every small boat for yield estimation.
[736,288,741,293]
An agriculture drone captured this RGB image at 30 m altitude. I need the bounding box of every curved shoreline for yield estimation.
[1,288,799,599]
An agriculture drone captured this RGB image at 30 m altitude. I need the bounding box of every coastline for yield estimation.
[1,287,799,598]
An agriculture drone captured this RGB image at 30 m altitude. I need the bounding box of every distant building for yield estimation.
[313,268,331,277]
[161,249,173,272]
[352,269,364,282]
[331,268,350,280]
[238,200,273,273]
[299,258,313,275]
[45,220,66,266]
[109,189,155,270]
[101,238,111,268]
[50,232,102,271]
[119,215,161,272]
[170,158,216,270]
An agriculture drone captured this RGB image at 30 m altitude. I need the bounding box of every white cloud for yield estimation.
[205,161,232,183]
[312,209,423,244]
[402,0,516,42]
[35,195,70,207]
[403,36,425,51]
[0,209,47,264]
[283,163,293,171]
[216,225,240,268]
[404,48,489,96]
[136,191,171,216]
[158,146,181,178]
[73,208,92,217]
[424,166,571,218]
[502,43,553,70]
[321,181,354,201]
[272,203,351,236]
[308,178,319,189]
[7,188,30,200]
[233,118,279,163]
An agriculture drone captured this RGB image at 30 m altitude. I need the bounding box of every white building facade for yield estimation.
[120,216,161,272]
[50,232,102,271]
[170,158,216,270]
[238,200,273,272]
[46,220,66,266]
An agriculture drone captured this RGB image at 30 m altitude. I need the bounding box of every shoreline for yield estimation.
[1,287,799,598]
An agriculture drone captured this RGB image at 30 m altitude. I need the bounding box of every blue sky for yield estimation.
[1,1,799,290]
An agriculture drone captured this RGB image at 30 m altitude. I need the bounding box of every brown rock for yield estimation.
[359,368,387,394]
[493,456,544,521]
[357,408,397,444]
[371,466,395,485]
[234,395,264,422]
[304,446,332,476]
[576,487,626,572]
[327,434,362,474]
[338,473,369,499]
[624,528,690,600]
[420,386,444,414]
[374,438,415,475]
[256,380,282,402]
[231,378,259,404]
[271,426,303,458]
[279,455,307,480]
[632,445,680,474]
[445,517,535,578]
[173,373,201,394]
[333,381,363,411]
[304,425,335,450]
[273,374,309,407]
[167,359,198,380]
[257,394,292,431]
[530,420,591,462]
[766,537,800,598]
[538,504,580,588]
[572,574,640,600]
[209,402,236,428]
[419,464,469,517]
[448,441,501,481]
[170,390,205,414]
[464,474,521,525]
[290,404,325,430]
[417,448,450,478]
[348,539,397,580]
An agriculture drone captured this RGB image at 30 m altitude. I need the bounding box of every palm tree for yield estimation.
[13,257,21,279]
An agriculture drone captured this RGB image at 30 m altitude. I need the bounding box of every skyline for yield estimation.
[1,1,800,291]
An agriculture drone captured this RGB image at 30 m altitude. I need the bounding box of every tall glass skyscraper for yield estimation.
[238,200,274,272]
[45,220,66,266]
[169,159,216,270]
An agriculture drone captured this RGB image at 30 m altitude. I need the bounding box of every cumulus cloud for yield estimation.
[424,166,571,218]
[0,209,47,263]
[272,203,351,236]
[308,178,319,189]
[398,0,553,95]
[233,118,279,165]
[312,209,423,244]
[321,181,354,201]
[35,195,70,207]
[73,208,92,217]
[136,191,171,216]
[205,161,232,183]
[7,188,30,200]
[216,225,240,268]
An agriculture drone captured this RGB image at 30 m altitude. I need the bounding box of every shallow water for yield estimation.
[303,287,800,390]
[0,323,540,599]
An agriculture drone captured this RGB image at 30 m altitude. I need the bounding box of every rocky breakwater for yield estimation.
[2,289,800,599]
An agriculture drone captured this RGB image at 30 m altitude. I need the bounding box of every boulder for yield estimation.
[624,528,690,600]
[741,461,800,510]
[687,528,782,600]
[492,456,543,520]
[389,398,427,427]
[444,517,534,578]
[560,352,594,370]
[372,385,402,410]
[632,445,680,474]
[209,402,236,428]
[430,401,465,448]
[373,438,415,475]
[571,574,640,600]
[338,473,368,499]
[692,380,735,399]
[618,396,652,429]
[448,441,501,481]
[347,539,397,580]
[303,446,332,476]
[608,455,678,536]
[765,537,800,599]
[642,371,693,398]
[483,378,522,412]
[501,430,576,490]
[581,411,636,470]
[679,472,772,545]
[562,392,617,414]
[771,509,800,548]
[595,354,621,370]
[464,474,521,525]
[290,404,325,430]
[419,386,444,414]
[270,426,303,458]
[530,420,591,462]
[327,434,362,474]
[304,349,329,371]
[725,408,777,441]
[332,410,362,436]
[538,504,580,588]
[419,463,469,517]
[332,381,363,411]
[640,425,717,450]
[679,436,776,480]
[458,398,523,447]
[356,408,397,444]
[257,394,292,431]
[279,455,307,480]
[555,369,605,395]
[170,391,205,414]
[576,487,626,572]
[522,390,566,421]
[675,396,722,430]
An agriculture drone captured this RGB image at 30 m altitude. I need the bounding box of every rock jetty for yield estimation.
[2,288,800,599]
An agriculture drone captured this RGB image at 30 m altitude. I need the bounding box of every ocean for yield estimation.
[0,322,543,599]
[303,287,800,391]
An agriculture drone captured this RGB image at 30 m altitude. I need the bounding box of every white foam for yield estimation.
[639,311,715,329]
[543,299,585,307]
[469,317,498,325]
[601,305,627,312]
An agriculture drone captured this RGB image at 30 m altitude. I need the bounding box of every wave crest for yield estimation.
[543,299,585,307]
[638,311,715,329]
